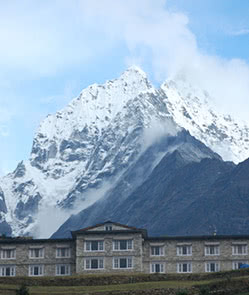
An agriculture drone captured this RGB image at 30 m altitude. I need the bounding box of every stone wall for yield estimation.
[143,238,249,273]
[76,233,143,274]
[0,240,75,276]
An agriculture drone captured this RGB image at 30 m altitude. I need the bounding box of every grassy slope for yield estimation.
[1,270,249,295]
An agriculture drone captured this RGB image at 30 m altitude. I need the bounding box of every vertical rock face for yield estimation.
[0,187,11,236]
[0,66,248,238]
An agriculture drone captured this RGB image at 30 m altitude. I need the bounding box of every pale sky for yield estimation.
[0,0,249,175]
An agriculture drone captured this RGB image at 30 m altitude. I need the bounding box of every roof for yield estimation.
[71,221,148,238]
[74,221,145,232]
[146,234,249,242]
[0,237,73,245]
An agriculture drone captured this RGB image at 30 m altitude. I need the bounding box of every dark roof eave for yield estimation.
[146,235,249,241]
[0,238,74,245]
[71,229,147,238]
[74,221,146,233]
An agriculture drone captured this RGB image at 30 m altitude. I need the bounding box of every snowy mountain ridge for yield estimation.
[162,79,249,164]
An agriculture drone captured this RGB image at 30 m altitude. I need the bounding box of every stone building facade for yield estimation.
[0,221,248,277]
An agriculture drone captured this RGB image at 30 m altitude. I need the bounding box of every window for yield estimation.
[29,265,44,276]
[85,241,104,251]
[105,225,112,231]
[1,249,16,259]
[29,248,44,259]
[232,244,247,255]
[113,257,133,269]
[177,245,192,256]
[0,265,16,276]
[113,240,133,251]
[205,262,220,272]
[205,245,220,256]
[151,246,164,256]
[232,261,248,270]
[85,258,104,270]
[56,264,71,275]
[177,262,192,273]
[151,263,165,273]
[56,247,71,258]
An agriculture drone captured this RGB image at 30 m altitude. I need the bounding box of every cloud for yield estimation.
[142,117,180,151]
[0,1,97,77]
[229,28,249,36]
[32,178,116,238]
[1,1,249,124]
[77,0,249,122]
[1,0,249,176]
[31,205,70,238]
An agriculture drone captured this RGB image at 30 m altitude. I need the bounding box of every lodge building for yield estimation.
[0,221,248,277]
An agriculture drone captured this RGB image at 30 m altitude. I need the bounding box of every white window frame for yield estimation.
[205,262,220,272]
[232,244,248,255]
[177,245,192,256]
[56,264,71,276]
[84,258,104,270]
[29,248,44,259]
[1,249,16,260]
[105,225,113,231]
[150,262,165,273]
[113,240,133,251]
[113,257,133,269]
[29,264,44,276]
[232,261,248,270]
[150,246,164,256]
[56,247,71,258]
[0,265,16,276]
[177,262,192,273]
[205,245,220,256]
[85,240,104,252]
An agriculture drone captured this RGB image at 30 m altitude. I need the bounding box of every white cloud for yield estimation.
[78,0,249,122]
[229,28,249,36]
[1,1,248,123]
[0,0,249,176]
[32,178,116,238]
[31,205,70,238]
[142,117,179,151]
[0,1,96,76]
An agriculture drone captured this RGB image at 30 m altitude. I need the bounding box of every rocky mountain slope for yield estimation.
[53,134,229,238]
[0,66,248,238]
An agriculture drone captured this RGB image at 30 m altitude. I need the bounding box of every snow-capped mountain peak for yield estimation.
[161,78,249,163]
[0,67,169,237]
[37,66,152,142]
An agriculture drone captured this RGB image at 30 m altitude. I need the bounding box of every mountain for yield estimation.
[161,79,249,164]
[0,66,176,237]
[0,66,248,238]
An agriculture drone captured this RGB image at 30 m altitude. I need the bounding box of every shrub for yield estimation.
[176,289,189,295]
[199,286,210,295]
[16,284,29,295]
